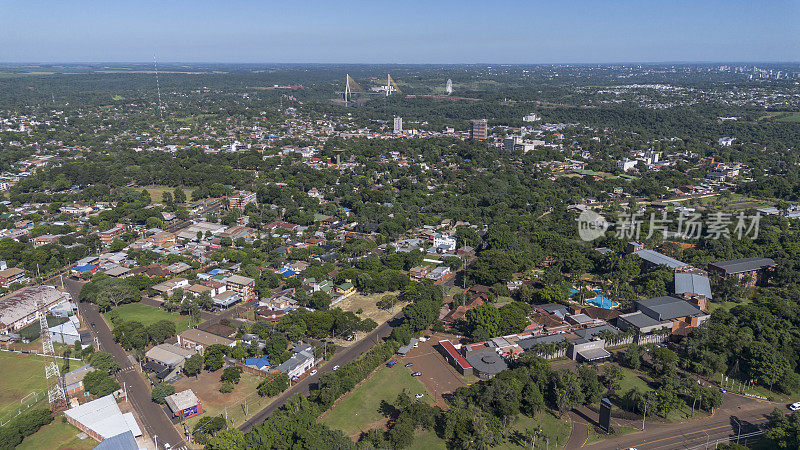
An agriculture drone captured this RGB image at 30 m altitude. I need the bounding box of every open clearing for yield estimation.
[106,302,192,333]
[173,369,271,431]
[131,185,196,204]
[333,291,400,347]
[0,351,49,420]
[320,364,432,437]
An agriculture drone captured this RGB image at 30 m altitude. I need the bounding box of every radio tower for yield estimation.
[153,53,163,121]
[39,296,66,409]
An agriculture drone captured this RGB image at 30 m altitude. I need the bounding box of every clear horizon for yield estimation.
[1,0,798,64]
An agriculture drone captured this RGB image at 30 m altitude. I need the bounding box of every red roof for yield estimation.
[438,340,472,369]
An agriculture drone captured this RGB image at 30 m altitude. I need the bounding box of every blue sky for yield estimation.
[1,0,798,63]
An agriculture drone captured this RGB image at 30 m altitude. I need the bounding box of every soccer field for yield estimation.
[0,351,49,421]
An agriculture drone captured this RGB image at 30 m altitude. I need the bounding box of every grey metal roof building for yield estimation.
[708,257,776,275]
[92,431,138,450]
[637,296,703,321]
[518,334,566,351]
[674,273,713,299]
[465,348,508,379]
[633,249,689,270]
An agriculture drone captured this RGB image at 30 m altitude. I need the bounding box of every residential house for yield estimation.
[275,345,315,380]
[177,329,235,353]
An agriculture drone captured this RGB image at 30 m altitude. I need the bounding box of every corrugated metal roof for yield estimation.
[709,257,776,275]
[674,273,713,298]
[634,249,688,269]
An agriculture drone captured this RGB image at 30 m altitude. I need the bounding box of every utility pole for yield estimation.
[642,401,648,431]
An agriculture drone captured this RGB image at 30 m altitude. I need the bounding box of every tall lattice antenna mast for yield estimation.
[39,295,66,409]
[153,53,163,121]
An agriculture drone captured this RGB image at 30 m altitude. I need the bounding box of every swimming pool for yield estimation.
[569,288,618,309]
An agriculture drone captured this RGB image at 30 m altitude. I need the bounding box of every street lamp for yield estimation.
[732,417,742,443]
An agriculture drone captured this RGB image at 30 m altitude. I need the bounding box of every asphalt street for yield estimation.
[575,392,781,450]
[65,278,187,449]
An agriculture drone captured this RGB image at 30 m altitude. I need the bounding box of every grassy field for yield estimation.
[407,430,448,449]
[105,303,193,332]
[405,412,572,449]
[132,185,196,204]
[612,366,708,423]
[321,364,432,437]
[0,351,49,421]
[586,424,639,445]
[496,413,572,449]
[16,419,95,450]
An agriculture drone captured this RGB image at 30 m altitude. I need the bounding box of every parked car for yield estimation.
[332,365,340,371]
[387,360,397,367]
[310,369,318,376]
[412,371,422,377]
[415,393,424,399]
[719,388,727,393]
[164,444,172,450]
[789,401,800,411]
[405,362,414,367]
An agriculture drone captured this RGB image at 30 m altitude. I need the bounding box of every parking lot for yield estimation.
[396,332,472,408]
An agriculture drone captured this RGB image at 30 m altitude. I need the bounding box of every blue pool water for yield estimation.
[569,288,618,309]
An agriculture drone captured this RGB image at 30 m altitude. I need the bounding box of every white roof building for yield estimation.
[64,395,142,441]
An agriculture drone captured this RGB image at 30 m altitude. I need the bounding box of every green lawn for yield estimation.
[586,424,639,445]
[407,430,448,450]
[496,413,572,449]
[0,351,49,420]
[16,419,95,450]
[105,302,193,332]
[321,364,433,436]
[405,412,571,450]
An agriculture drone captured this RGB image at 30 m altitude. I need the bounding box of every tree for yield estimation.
[184,353,203,377]
[622,343,642,370]
[90,351,119,374]
[151,383,175,404]
[257,373,289,397]
[173,187,187,204]
[602,363,624,391]
[309,291,331,310]
[221,367,243,384]
[146,320,176,344]
[578,365,603,405]
[83,371,120,397]
[204,344,228,371]
[206,428,246,450]
[765,409,800,449]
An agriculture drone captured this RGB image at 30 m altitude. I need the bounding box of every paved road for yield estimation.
[239,312,403,432]
[576,393,780,450]
[65,279,187,449]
